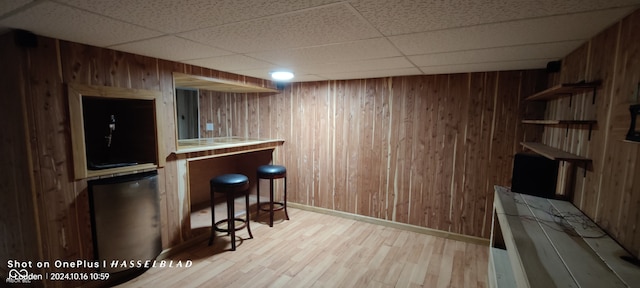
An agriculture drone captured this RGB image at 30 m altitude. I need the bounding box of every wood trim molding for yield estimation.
[287,203,490,246]
[67,83,165,179]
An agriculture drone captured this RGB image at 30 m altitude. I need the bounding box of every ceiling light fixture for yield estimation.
[271,71,294,81]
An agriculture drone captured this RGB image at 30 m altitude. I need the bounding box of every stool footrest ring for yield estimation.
[258,202,285,212]
[213,218,248,233]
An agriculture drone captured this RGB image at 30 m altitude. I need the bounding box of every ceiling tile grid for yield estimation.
[388,7,638,56]
[321,67,423,80]
[109,36,233,62]
[0,0,639,81]
[294,56,415,74]
[178,3,382,53]
[349,0,640,36]
[0,0,33,16]
[247,38,402,67]
[55,0,343,34]
[419,59,554,75]
[0,1,162,47]
[183,54,275,72]
[408,41,586,67]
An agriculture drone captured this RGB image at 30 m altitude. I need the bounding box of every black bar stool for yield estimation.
[256,165,289,227]
[209,174,253,250]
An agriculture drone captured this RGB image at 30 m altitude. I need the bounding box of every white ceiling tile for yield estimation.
[233,68,328,82]
[409,41,584,67]
[179,3,382,53]
[248,38,402,66]
[58,0,342,34]
[419,59,552,75]
[0,1,161,47]
[319,67,422,80]
[109,36,232,61]
[1,0,638,80]
[0,0,32,18]
[389,7,637,55]
[350,0,640,35]
[184,54,274,72]
[295,57,415,74]
[287,74,329,82]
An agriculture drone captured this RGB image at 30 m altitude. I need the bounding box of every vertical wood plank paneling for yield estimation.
[199,90,212,138]
[408,76,429,227]
[358,78,376,217]
[127,53,160,90]
[158,59,180,248]
[452,73,472,235]
[448,73,470,235]
[333,81,348,212]
[577,22,620,215]
[615,11,640,253]
[598,10,640,246]
[540,9,640,257]
[317,82,332,212]
[28,38,90,288]
[0,32,42,278]
[429,75,451,231]
[386,77,403,222]
[478,72,499,237]
[419,75,437,228]
[374,78,393,220]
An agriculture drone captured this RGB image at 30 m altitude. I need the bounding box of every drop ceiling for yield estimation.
[1,0,639,82]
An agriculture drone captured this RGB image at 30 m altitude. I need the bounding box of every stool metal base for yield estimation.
[257,176,289,227]
[208,174,253,250]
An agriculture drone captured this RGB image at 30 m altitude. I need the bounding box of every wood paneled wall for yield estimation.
[0,32,42,278]
[0,33,276,287]
[3,29,545,286]
[214,71,546,239]
[543,9,640,257]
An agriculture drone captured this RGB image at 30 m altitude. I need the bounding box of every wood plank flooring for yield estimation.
[117,208,488,288]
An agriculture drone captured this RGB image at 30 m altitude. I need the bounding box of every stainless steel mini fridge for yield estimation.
[89,170,161,274]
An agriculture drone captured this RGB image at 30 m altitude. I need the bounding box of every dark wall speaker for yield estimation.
[546,60,562,73]
[511,153,558,198]
[14,29,38,48]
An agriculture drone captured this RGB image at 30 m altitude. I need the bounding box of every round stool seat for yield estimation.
[208,173,252,250]
[257,165,286,178]
[210,174,249,193]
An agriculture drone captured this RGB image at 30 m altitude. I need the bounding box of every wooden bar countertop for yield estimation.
[173,137,284,158]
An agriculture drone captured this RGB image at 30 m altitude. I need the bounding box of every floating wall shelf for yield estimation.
[525,81,601,102]
[173,72,279,93]
[520,142,591,176]
[522,119,597,139]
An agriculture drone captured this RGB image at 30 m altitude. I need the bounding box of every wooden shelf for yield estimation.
[520,142,591,163]
[174,72,279,93]
[522,119,597,125]
[525,81,600,101]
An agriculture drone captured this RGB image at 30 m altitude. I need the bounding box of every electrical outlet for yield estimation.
[206,123,214,131]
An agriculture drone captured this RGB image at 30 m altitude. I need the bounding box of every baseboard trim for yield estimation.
[288,202,490,246]
[156,233,209,260]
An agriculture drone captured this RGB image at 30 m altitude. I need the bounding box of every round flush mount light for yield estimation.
[270,71,294,81]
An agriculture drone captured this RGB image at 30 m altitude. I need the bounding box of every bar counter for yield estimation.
[175,137,284,156]
[171,136,284,241]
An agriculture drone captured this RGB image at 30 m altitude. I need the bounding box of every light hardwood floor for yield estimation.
[117,208,488,288]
